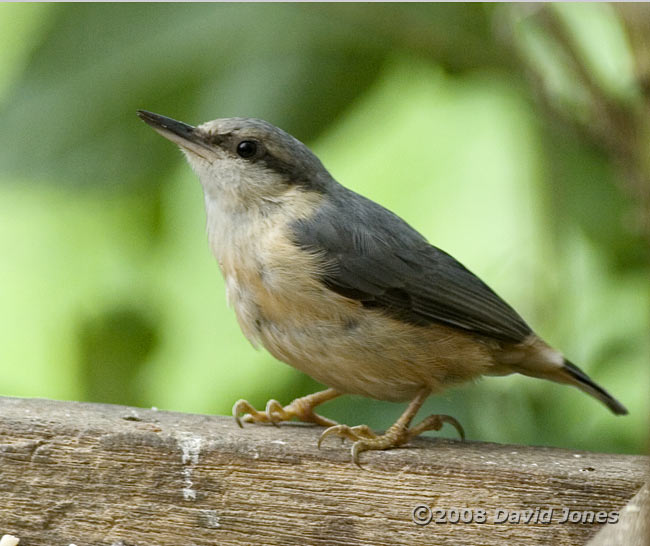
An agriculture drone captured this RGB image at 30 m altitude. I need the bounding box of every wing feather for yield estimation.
[292,188,532,343]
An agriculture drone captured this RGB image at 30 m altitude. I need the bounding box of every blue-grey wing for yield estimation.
[291,188,532,343]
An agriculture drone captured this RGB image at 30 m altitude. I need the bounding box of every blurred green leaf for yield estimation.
[552,3,639,104]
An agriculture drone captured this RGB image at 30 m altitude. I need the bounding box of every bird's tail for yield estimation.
[506,336,629,416]
[558,359,628,415]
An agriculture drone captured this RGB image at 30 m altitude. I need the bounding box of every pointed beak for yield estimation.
[137,110,212,158]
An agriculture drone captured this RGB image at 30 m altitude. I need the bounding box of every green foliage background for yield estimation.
[1,3,648,454]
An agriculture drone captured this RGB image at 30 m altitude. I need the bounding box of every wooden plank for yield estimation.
[587,480,649,546]
[0,396,647,546]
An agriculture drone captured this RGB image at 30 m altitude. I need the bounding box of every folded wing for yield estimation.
[291,189,532,343]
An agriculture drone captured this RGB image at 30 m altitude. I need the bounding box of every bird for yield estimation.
[137,110,628,465]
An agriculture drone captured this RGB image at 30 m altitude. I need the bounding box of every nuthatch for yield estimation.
[138,110,628,465]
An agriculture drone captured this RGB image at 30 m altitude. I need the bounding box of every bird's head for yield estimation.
[137,111,331,210]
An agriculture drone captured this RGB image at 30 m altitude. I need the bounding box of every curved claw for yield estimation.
[318,424,376,451]
[318,424,345,449]
[265,399,284,427]
[232,399,256,428]
[440,415,465,440]
[351,441,368,469]
[408,413,466,441]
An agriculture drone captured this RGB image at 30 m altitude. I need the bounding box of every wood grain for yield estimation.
[0,396,647,546]
[587,480,649,546]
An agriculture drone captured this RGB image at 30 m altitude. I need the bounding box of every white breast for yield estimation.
[203,184,329,346]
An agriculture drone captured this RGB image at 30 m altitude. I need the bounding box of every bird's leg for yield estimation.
[233,388,340,428]
[319,387,464,466]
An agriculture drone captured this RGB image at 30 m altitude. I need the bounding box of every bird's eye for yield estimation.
[236,140,258,159]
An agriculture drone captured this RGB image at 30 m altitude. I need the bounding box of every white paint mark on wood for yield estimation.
[177,432,203,501]
[200,509,221,529]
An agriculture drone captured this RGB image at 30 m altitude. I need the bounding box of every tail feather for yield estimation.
[561,359,628,415]
[507,335,628,415]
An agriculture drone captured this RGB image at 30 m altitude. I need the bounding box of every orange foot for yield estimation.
[233,388,340,428]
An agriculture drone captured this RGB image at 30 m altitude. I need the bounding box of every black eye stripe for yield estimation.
[236,140,258,159]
